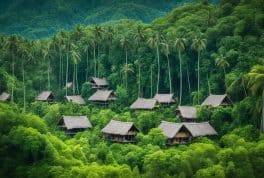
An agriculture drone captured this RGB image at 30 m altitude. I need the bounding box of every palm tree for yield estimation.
[121,63,134,88]
[245,65,264,132]
[120,36,130,89]
[175,37,187,105]
[161,41,172,94]
[106,26,114,58]
[65,33,70,96]
[215,54,229,75]
[42,42,52,90]
[134,25,145,48]
[147,32,163,94]
[70,43,81,94]
[93,25,104,77]
[135,59,142,97]
[191,35,207,104]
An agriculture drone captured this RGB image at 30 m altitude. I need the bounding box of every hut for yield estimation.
[154,93,175,104]
[201,94,232,107]
[130,98,157,110]
[0,92,10,102]
[65,95,85,105]
[88,90,116,104]
[176,106,197,122]
[101,120,139,143]
[58,116,92,135]
[159,121,217,145]
[36,91,54,103]
[90,77,109,89]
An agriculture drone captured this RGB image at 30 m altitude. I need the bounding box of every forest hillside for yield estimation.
[0,0,264,177]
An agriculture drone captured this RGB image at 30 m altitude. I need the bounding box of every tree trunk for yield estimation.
[151,66,153,98]
[76,64,79,94]
[207,74,211,95]
[125,48,128,90]
[179,51,182,105]
[22,59,26,112]
[59,48,62,88]
[11,58,14,102]
[97,44,100,77]
[167,55,172,94]
[261,90,264,133]
[138,64,141,97]
[86,49,89,82]
[47,59,51,90]
[66,50,69,96]
[197,50,200,104]
[73,64,75,95]
[93,45,96,77]
[187,66,191,104]
[156,46,160,94]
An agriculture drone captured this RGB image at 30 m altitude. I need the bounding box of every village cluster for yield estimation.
[0,77,232,145]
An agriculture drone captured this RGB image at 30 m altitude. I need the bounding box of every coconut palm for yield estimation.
[70,43,81,94]
[215,54,229,75]
[147,32,163,94]
[105,26,114,58]
[191,35,207,104]
[121,63,134,89]
[134,59,142,97]
[175,37,187,105]
[134,25,145,48]
[120,36,130,89]
[93,25,104,77]
[161,41,172,94]
[42,42,52,90]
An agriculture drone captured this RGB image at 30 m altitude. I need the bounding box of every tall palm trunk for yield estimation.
[187,66,191,104]
[261,90,264,133]
[150,66,153,97]
[125,48,128,90]
[59,48,62,88]
[73,64,76,95]
[47,60,51,90]
[11,58,14,102]
[76,64,79,94]
[66,47,69,96]
[179,51,182,105]
[197,50,200,104]
[22,59,26,112]
[138,64,141,97]
[93,45,96,77]
[97,44,100,77]
[156,45,160,94]
[86,49,89,82]
[207,74,211,95]
[167,55,172,94]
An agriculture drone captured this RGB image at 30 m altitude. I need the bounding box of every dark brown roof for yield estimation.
[60,116,92,129]
[201,94,231,107]
[159,121,217,138]
[88,90,116,102]
[36,91,53,101]
[130,98,157,110]
[91,77,109,86]
[65,95,85,105]
[154,94,175,104]
[177,106,197,119]
[101,120,138,135]
[0,92,10,101]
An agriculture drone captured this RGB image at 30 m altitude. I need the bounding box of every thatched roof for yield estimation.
[36,91,53,101]
[88,90,116,102]
[65,95,85,105]
[201,94,231,107]
[177,106,197,119]
[159,121,217,138]
[154,94,175,104]
[130,98,157,110]
[101,120,138,135]
[91,77,108,86]
[184,122,218,137]
[0,92,10,101]
[159,121,183,138]
[60,116,92,130]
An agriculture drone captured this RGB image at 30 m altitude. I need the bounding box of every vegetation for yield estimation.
[0,0,264,177]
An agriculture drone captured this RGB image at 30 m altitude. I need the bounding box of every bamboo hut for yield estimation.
[201,94,232,107]
[176,106,197,122]
[90,77,109,89]
[0,92,10,102]
[154,93,175,104]
[65,95,86,105]
[159,121,217,145]
[130,98,157,110]
[58,115,92,135]
[36,91,54,103]
[101,120,139,143]
[88,90,116,104]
